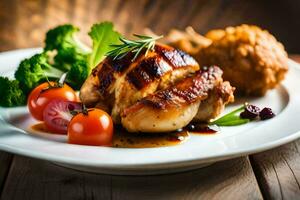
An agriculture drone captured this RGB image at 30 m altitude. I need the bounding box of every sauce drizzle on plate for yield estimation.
[185,123,220,134]
[30,123,190,148]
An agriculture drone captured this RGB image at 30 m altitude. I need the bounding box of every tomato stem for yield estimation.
[38,73,69,97]
[57,72,68,87]
[82,104,89,115]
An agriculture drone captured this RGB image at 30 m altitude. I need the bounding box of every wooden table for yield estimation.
[1,1,300,199]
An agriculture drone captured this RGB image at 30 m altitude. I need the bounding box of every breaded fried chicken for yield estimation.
[164,25,288,96]
[197,25,288,96]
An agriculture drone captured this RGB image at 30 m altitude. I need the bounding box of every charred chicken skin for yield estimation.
[80,44,234,132]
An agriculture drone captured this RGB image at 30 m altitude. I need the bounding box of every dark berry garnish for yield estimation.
[259,107,275,120]
[240,104,261,120]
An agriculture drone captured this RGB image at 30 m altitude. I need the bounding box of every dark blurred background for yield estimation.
[0,0,299,53]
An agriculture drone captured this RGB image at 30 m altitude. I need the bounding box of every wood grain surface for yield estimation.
[1,155,262,200]
[0,152,13,196]
[251,141,300,200]
[0,0,300,199]
[110,157,262,200]
[1,155,112,200]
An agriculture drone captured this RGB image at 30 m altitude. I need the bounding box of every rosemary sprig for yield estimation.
[106,34,163,61]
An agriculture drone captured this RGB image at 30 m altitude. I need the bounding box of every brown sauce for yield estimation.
[30,122,217,148]
[113,130,189,148]
[30,123,189,148]
[184,123,220,134]
[30,123,54,134]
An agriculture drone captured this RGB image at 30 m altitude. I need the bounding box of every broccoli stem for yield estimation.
[72,35,91,54]
[43,66,65,79]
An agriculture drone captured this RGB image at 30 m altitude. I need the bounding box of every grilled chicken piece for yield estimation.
[194,81,234,121]
[121,66,234,132]
[80,44,200,123]
[80,43,234,133]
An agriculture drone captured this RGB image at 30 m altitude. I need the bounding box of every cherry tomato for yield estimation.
[28,82,77,121]
[43,99,82,134]
[68,109,114,146]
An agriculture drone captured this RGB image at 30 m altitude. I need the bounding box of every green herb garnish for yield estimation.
[210,105,250,126]
[88,22,121,68]
[106,34,163,61]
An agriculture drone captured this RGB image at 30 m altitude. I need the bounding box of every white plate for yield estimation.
[0,48,299,175]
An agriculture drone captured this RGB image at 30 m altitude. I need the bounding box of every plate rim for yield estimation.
[0,48,299,172]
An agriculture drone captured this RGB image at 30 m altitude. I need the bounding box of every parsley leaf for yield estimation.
[88,22,121,68]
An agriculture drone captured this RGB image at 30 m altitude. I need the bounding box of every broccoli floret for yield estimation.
[45,24,90,54]
[53,48,88,71]
[0,77,26,107]
[43,24,93,90]
[44,24,91,71]
[66,59,89,90]
[14,52,89,94]
[14,53,64,95]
